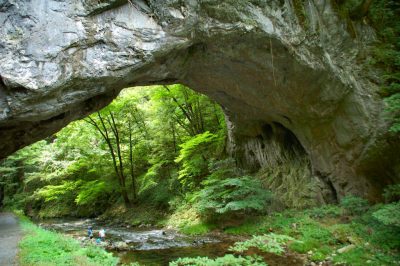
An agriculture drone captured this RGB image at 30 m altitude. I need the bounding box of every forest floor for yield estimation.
[0,212,20,266]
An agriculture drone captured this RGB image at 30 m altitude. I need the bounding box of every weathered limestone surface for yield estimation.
[0,0,399,200]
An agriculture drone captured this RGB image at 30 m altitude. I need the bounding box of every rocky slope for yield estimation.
[0,0,399,200]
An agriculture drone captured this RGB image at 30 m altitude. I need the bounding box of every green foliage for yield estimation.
[1,84,226,218]
[372,202,400,227]
[383,184,400,202]
[75,180,112,206]
[18,215,118,266]
[369,1,400,132]
[190,160,272,218]
[175,131,223,188]
[169,254,267,266]
[328,223,361,245]
[35,181,81,202]
[332,247,376,266]
[289,218,336,254]
[223,201,400,265]
[385,94,400,132]
[195,175,272,216]
[309,245,332,262]
[229,233,296,255]
[306,205,341,218]
[180,222,216,235]
[333,1,400,132]
[340,195,369,215]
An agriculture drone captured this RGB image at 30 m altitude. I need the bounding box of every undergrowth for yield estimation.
[17,214,118,266]
[220,194,400,265]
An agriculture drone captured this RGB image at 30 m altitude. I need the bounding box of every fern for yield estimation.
[175,131,222,188]
[372,202,400,227]
[195,174,272,215]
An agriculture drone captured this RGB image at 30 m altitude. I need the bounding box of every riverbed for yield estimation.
[38,218,234,265]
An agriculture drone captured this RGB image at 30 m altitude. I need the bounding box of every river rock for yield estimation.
[113,241,130,251]
[337,244,356,254]
[0,0,399,200]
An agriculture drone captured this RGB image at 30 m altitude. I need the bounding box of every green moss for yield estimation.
[224,221,262,235]
[180,222,216,235]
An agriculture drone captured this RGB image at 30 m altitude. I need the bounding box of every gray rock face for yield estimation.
[0,0,399,200]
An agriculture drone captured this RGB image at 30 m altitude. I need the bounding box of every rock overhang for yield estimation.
[0,0,399,200]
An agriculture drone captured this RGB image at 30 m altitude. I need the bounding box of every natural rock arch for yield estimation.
[0,0,399,200]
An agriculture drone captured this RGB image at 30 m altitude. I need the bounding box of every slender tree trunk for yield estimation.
[86,113,130,206]
[87,114,121,185]
[109,112,130,206]
[212,103,222,128]
[163,85,197,136]
[170,121,177,153]
[196,97,205,133]
[128,121,137,201]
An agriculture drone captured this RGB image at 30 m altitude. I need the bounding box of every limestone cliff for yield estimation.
[0,0,399,200]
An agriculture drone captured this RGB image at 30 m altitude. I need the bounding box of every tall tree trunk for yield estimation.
[196,97,205,133]
[212,103,221,128]
[170,121,177,153]
[109,112,130,206]
[86,113,130,206]
[87,114,121,186]
[128,121,137,201]
[163,85,196,136]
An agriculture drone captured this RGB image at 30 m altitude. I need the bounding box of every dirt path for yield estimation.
[0,213,20,266]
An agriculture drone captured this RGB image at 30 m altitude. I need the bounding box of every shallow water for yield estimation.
[38,218,232,265]
[114,242,233,266]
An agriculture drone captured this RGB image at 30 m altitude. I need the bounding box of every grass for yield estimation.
[17,214,119,266]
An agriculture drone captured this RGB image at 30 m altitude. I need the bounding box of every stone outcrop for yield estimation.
[0,0,399,200]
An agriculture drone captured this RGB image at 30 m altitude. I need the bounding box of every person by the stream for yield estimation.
[99,228,106,241]
[87,226,93,239]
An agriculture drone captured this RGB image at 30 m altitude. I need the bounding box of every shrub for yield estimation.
[329,223,361,244]
[383,184,400,203]
[229,233,296,255]
[175,132,223,189]
[310,245,331,262]
[289,218,336,253]
[372,202,400,227]
[340,195,369,215]
[195,175,272,216]
[307,205,341,219]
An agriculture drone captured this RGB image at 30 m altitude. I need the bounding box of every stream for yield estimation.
[38,218,233,265]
